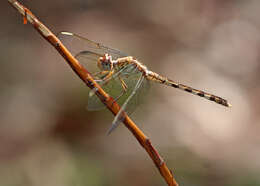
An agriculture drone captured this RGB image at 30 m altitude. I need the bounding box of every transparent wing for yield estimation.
[75,51,137,111]
[75,50,102,72]
[74,50,120,110]
[118,70,150,116]
[88,75,125,111]
[102,65,150,134]
[57,31,131,110]
[87,64,144,111]
[107,73,149,134]
[57,32,150,118]
[57,31,128,59]
[87,60,149,115]
[74,50,104,110]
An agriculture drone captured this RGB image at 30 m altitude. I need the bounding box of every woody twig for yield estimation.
[8,1,179,185]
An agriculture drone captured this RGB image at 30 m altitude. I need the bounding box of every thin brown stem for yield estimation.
[8,1,179,185]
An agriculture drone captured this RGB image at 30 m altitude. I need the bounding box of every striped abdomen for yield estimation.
[146,71,231,107]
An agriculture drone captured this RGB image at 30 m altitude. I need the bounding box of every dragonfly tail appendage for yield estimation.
[166,79,231,107]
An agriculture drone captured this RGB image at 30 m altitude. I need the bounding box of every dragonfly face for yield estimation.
[98,53,113,71]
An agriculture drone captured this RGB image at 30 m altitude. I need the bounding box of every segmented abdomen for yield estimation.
[146,71,231,107]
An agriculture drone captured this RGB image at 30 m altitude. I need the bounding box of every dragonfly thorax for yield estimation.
[98,53,114,71]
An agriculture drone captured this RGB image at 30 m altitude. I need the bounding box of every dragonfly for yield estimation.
[58,31,231,134]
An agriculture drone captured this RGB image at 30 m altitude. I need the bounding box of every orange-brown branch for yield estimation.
[8,1,178,185]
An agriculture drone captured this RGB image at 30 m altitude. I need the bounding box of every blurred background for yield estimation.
[1,0,260,185]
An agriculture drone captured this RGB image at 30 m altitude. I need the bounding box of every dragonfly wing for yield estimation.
[75,50,102,72]
[118,71,150,116]
[74,50,106,110]
[57,31,128,59]
[106,65,151,134]
[107,74,147,134]
[58,32,149,118]
[87,92,106,111]
[87,64,139,111]
[75,51,137,111]
[87,75,125,111]
[115,68,150,115]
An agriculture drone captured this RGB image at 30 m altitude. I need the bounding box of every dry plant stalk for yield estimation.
[8,0,179,185]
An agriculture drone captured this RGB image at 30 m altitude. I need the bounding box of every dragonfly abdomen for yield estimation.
[147,71,231,107]
[174,82,231,107]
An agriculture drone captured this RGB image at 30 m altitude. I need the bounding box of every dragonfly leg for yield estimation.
[101,70,115,85]
[91,71,111,83]
[89,70,115,97]
[119,77,128,91]
[103,70,114,80]
[108,74,145,134]
[96,64,132,86]
[112,77,128,105]
[92,70,109,80]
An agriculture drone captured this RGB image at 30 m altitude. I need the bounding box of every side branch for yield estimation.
[8,1,178,185]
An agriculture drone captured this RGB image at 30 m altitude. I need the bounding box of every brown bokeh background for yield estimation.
[2,0,260,185]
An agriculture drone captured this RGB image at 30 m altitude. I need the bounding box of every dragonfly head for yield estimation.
[98,53,113,71]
